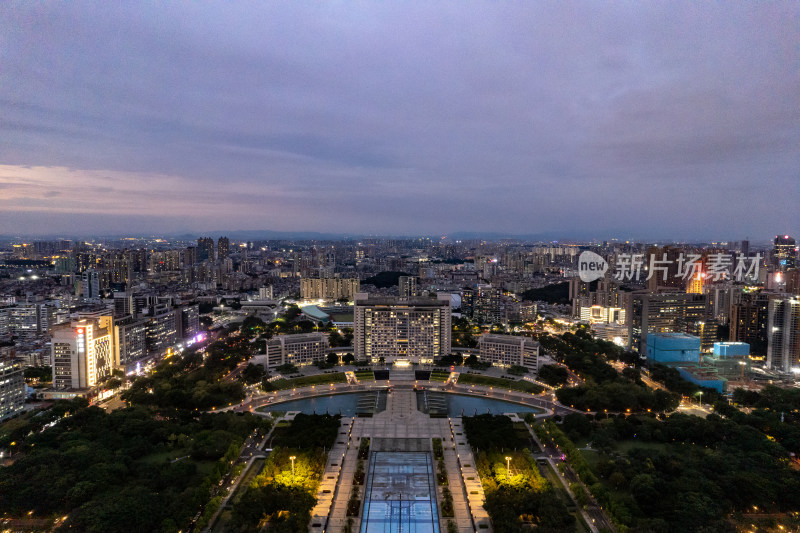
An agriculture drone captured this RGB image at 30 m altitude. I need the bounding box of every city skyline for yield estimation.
[2,3,799,238]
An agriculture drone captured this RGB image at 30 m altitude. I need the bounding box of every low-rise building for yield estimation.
[477,334,540,371]
[264,333,329,370]
[645,333,701,364]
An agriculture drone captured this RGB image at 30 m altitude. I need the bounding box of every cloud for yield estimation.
[0,2,798,238]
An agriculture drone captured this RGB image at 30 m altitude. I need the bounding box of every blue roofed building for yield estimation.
[677,366,727,393]
[646,333,701,364]
[713,342,750,357]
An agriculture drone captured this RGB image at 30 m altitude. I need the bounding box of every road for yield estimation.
[528,424,615,533]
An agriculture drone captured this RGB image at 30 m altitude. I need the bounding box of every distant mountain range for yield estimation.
[0,229,769,246]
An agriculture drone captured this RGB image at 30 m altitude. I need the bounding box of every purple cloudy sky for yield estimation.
[1,2,798,239]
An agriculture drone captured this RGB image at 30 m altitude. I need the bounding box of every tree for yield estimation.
[326,353,339,365]
[537,365,568,386]
[241,363,266,384]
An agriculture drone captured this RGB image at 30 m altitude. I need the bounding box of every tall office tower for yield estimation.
[477,334,540,371]
[353,293,451,364]
[300,278,360,300]
[773,235,797,271]
[627,292,708,353]
[112,315,147,370]
[0,358,25,421]
[197,237,215,262]
[398,276,417,298]
[51,319,113,389]
[217,236,230,259]
[263,333,329,370]
[766,297,800,373]
[730,291,774,354]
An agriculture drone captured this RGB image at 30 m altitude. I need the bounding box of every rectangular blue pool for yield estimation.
[361,451,440,533]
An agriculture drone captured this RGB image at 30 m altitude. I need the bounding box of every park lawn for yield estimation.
[354,371,375,382]
[269,373,347,390]
[457,373,545,394]
[137,448,192,465]
[580,449,602,472]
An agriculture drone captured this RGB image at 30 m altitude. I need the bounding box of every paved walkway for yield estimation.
[450,418,491,531]
[342,389,489,533]
[310,417,355,533]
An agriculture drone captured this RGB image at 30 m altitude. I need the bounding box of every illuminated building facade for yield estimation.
[51,319,113,389]
[398,276,417,298]
[146,304,178,356]
[773,235,797,271]
[300,278,360,300]
[217,236,230,259]
[113,315,147,369]
[0,358,25,421]
[264,333,329,370]
[766,297,800,373]
[627,292,708,353]
[354,293,451,364]
[477,334,540,371]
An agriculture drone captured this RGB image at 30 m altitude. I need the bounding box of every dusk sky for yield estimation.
[1,2,798,240]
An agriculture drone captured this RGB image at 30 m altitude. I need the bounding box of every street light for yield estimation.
[697,391,703,407]
[290,455,296,479]
[505,456,512,479]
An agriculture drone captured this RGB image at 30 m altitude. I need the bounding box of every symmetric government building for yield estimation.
[353,293,451,364]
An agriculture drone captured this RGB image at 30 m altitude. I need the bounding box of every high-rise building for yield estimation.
[51,319,113,389]
[0,358,25,421]
[146,304,178,356]
[179,304,200,340]
[686,273,704,294]
[472,285,503,324]
[81,269,101,298]
[183,246,198,266]
[112,315,147,370]
[197,237,215,262]
[646,246,685,292]
[773,235,797,271]
[217,236,230,260]
[730,291,774,355]
[477,334,540,371]
[627,292,708,353]
[353,293,451,363]
[113,291,133,318]
[263,333,329,370]
[6,304,41,339]
[766,297,800,373]
[259,286,274,300]
[300,278,360,301]
[398,276,418,298]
